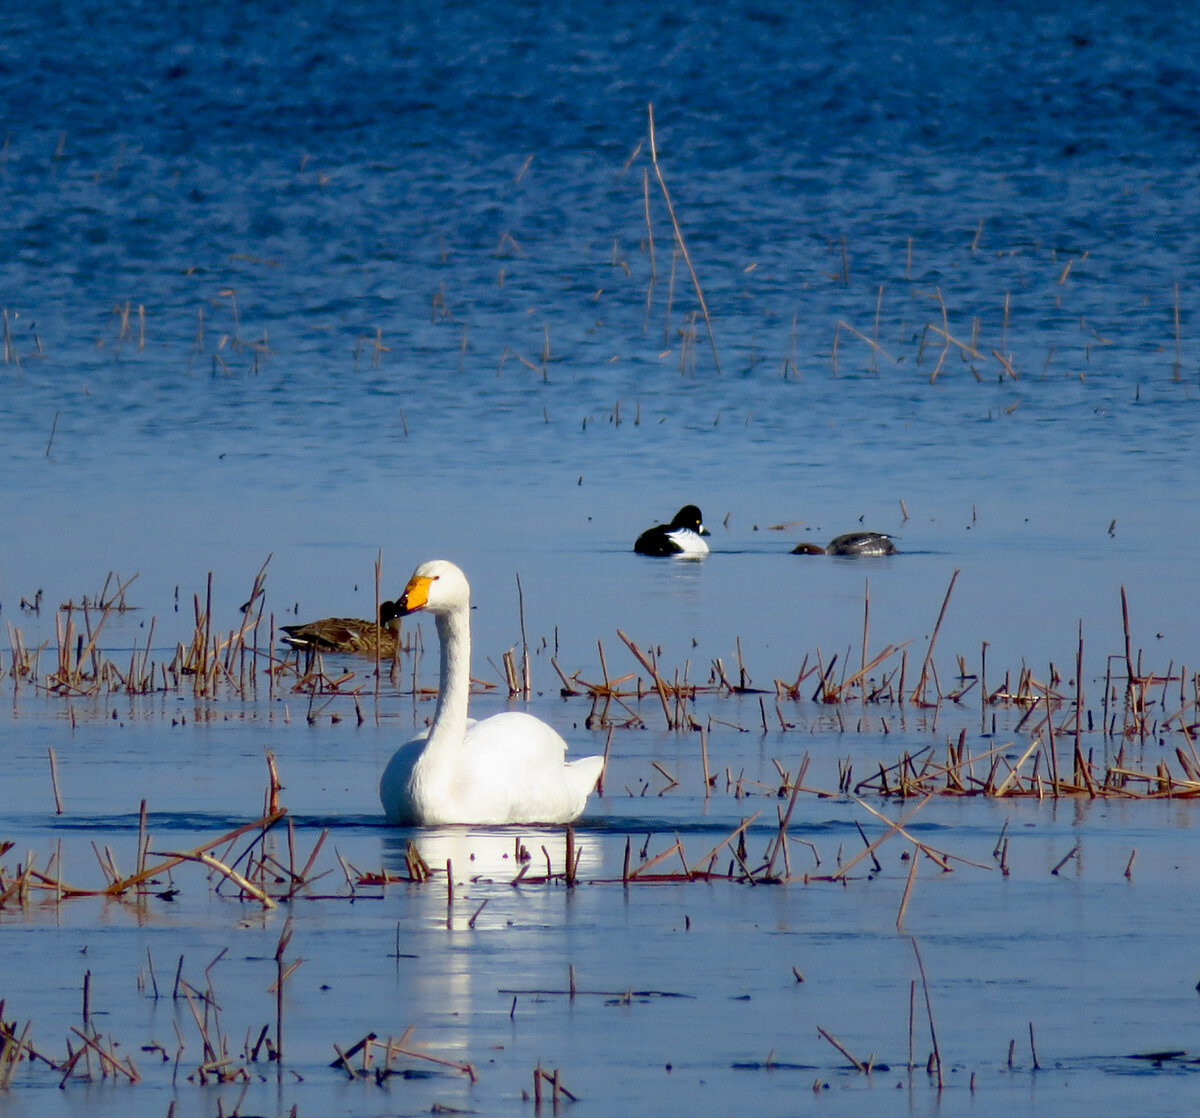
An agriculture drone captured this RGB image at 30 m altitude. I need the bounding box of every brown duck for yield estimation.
[280,600,401,656]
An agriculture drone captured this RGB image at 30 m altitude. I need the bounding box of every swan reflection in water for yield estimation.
[378,825,607,1022]
[381,824,603,885]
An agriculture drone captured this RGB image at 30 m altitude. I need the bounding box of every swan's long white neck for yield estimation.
[426,603,472,755]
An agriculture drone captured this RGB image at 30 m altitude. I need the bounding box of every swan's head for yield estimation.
[395,559,471,617]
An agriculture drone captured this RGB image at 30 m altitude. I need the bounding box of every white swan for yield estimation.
[379,560,605,825]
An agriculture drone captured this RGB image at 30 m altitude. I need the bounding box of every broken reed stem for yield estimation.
[1050,845,1079,875]
[861,578,869,680]
[101,810,286,899]
[911,938,943,1091]
[911,569,959,705]
[832,796,932,881]
[374,551,383,701]
[617,629,673,728]
[275,917,295,1065]
[816,1025,867,1073]
[516,571,531,699]
[1074,621,1084,764]
[896,850,918,929]
[1120,584,1134,695]
[156,851,276,908]
[642,168,656,330]
[908,981,916,1070]
[48,747,63,814]
[835,318,894,366]
[647,104,722,374]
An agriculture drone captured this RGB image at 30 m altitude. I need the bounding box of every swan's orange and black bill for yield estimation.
[397,574,434,615]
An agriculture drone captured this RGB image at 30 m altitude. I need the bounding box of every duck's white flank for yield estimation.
[664,527,709,555]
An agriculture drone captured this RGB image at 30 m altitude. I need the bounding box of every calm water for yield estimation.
[3,1,1200,1115]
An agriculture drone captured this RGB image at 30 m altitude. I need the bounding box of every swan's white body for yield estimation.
[380,560,605,825]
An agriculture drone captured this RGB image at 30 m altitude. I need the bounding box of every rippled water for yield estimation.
[3,1,1200,1115]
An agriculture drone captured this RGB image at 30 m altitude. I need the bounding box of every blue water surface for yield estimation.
[3,3,1200,1115]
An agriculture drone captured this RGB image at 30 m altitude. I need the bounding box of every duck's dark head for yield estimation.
[671,504,708,535]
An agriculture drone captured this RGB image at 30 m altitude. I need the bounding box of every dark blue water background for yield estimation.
[3,2,1200,1115]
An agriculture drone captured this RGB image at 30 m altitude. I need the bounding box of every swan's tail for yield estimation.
[567,755,606,800]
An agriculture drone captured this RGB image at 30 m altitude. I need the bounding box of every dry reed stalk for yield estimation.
[861,578,869,679]
[924,320,984,361]
[500,649,520,697]
[831,797,932,881]
[625,838,685,880]
[96,810,286,899]
[405,841,431,882]
[264,751,283,816]
[763,774,805,877]
[647,104,721,374]
[516,572,531,698]
[991,349,1019,380]
[136,798,148,877]
[834,319,895,367]
[0,1021,35,1087]
[650,760,678,790]
[1050,845,1079,876]
[856,797,970,868]
[273,917,295,1064]
[823,643,910,703]
[68,1026,140,1083]
[911,570,959,705]
[815,1026,867,1073]
[896,849,919,930]
[175,850,275,907]
[617,630,673,727]
[991,739,1041,796]
[911,938,942,1090]
[534,1064,578,1103]
[641,166,658,330]
[369,1032,478,1083]
[47,747,62,814]
[549,657,582,696]
[373,553,383,701]
[599,727,613,795]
